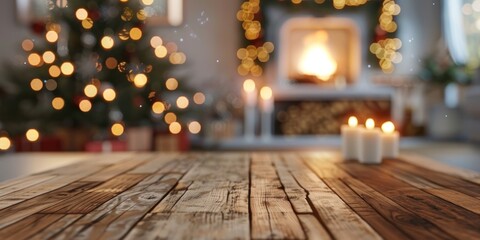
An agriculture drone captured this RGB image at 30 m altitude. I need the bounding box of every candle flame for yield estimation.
[243,79,255,93]
[365,118,375,129]
[348,116,358,127]
[260,86,272,100]
[381,121,395,133]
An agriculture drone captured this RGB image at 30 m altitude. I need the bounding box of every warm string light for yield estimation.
[0,136,12,150]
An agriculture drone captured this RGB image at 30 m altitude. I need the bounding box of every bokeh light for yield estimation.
[169,122,181,134]
[26,129,40,142]
[193,92,206,104]
[152,101,165,114]
[84,84,98,98]
[188,121,201,134]
[30,78,43,91]
[52,97,65,110]
[165,78,178,90]
[0,137,11,150]
[103,88,116,101]
[111,123,124,136]
[79,99,92,112]
[176,96,189,109]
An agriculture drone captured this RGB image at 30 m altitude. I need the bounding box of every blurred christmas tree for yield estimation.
[0,0,204,151]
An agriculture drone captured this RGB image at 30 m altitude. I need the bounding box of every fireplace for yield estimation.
[278,17,360,86]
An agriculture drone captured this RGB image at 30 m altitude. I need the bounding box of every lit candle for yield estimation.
[381,121,399,158]
[359,118,382,164]
[260,86,273,140]
[341,116,361,160]
[243,79,257,139]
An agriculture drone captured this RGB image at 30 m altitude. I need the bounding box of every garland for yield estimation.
[236,0,402,76]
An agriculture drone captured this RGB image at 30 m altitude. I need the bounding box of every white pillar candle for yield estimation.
[260,86,273,140]
[359,118,382,164]
[243,79,257,139]
[341,116,361,161]
[381,121,399,158]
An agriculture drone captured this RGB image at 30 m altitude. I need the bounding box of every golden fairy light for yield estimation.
[129,27,142,40]
[150,36,163,48]
[103,88,116,101]
[84,84,98,97]
[133,73,148,88]
[60,62,75,75]
[42,51,55,64]
[28,53,42,66]
[193,92,206,104]
[26,128,40,142]
[152,101,165,114]
[75,8,88,21]
[0,137,11,150]
[165,78,178,90]
[169,121,181,134]
[79,99,92,112]
[243,79,255,93]
[176,96,189,109]
[111,123,124,136]
[52,97,65,110]
[169,52,186,64]
[22,39,34,51]
[82,18,94,29]
[49,65,61,77]
[164,112,177,124]
[101,36,114,49]
[30,78,43,91]
[188,121,201,134]
[45,31,59,43]
[154,46,168,58]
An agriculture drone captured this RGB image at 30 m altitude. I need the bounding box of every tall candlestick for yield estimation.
[359,118,382,164]
[260,86,273,140]
[381,121,399,158]
[341,116,361,161]
[243,79,257,139]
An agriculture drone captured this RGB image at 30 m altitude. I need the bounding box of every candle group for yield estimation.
[242,79,274,139]
[341,116,400,164]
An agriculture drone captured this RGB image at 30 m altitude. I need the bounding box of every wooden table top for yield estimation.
[0,152,479,240]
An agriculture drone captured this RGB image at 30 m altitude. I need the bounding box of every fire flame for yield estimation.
[297,31,337,81]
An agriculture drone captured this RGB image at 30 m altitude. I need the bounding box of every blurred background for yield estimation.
[0,0,479,158]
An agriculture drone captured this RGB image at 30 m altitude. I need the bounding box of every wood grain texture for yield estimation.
[250,153,306,240]
[0,152,478,239]
[340,162,480,239]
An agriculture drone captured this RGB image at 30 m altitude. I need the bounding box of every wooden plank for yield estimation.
[52,155,196,239]
[340,177,453,240]
[0,163,106,210]
[40,173,147,214]
[29,214,82,240]
[0,214,64,240]
[399,153,480,185]
[272,155,312,213]
[378,163,480,214]
[323,178,409,240]
[251,153,305,240]
[128,153,177,174]
[291,154,382,240]
[128,153,251,240]
[339,162,480,239]
[297,214,332,240]
[386,159,480,198]
[0,181,98,229]
[82,154,151,181]
[126,212,249,240]
[0,174,57,198]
